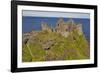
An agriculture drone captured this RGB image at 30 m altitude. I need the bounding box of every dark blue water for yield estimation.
[22,16,90,42]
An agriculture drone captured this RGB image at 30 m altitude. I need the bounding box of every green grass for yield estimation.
[22,29,90,62]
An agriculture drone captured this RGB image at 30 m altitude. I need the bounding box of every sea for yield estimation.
[22,16,90,42]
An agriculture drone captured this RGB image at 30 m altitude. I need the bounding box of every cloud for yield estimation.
[22,10,90,19]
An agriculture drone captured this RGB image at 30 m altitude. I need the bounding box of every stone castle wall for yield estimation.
[41,19,83,37]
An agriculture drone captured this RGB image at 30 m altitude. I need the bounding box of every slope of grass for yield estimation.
[22,29,90,62]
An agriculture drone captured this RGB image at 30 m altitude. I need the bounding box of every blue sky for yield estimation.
[22,10,90,19]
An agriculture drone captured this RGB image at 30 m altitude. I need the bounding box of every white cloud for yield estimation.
[22,10,90,19]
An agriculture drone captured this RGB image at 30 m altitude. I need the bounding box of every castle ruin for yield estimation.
[41,18,83,37]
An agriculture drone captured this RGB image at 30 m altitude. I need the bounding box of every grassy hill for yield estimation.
[22,29,90,62]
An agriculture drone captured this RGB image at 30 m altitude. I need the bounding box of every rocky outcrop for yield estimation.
[22,33,30,45]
